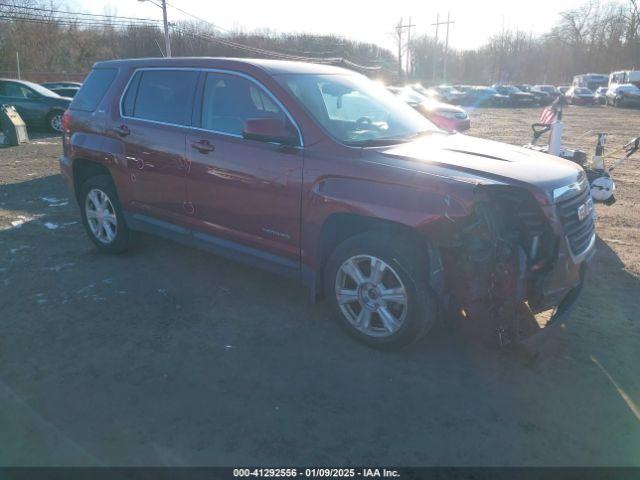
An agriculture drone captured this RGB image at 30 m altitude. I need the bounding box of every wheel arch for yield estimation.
[310,212,444,302]
[72,158,114,204]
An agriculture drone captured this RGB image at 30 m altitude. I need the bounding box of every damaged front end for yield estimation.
[439,185,589,346]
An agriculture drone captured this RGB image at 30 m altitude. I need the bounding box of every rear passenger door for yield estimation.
[114,68,199,226]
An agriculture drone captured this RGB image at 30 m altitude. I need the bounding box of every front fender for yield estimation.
[301,173,477,274]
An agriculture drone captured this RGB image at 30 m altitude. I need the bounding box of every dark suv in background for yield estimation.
[60,58,595,349]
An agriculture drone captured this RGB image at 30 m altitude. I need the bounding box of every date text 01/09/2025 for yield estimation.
[232,468,401,478]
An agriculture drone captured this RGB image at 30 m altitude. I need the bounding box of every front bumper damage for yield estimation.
[438,184,595,346]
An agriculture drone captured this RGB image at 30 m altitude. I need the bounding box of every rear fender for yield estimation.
[69,132,130,203]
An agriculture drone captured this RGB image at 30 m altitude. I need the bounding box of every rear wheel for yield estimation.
[47,110,64,133]
[79,175,132,253]
[325,232,437,350]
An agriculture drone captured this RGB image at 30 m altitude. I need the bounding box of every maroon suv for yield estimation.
[60,58,595,349]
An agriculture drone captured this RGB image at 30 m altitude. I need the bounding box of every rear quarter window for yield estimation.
[124,70,199,125]
[70,68,117,112]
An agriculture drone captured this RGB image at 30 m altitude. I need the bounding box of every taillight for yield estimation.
[62,110,71,133]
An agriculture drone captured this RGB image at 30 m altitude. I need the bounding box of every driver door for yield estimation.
[183,71,303,268]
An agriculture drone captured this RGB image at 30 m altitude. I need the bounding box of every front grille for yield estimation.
[557,186,595,256]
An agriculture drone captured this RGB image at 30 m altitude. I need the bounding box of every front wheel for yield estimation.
[79,175,132,253]
[325,232,437,350]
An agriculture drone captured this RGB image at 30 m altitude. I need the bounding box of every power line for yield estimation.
[164,1,230,34]
[173,26,381,71]
[0,2,159,22]
[0,1,380,72]
[0,15,160,29]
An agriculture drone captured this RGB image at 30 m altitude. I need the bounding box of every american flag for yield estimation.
[539,98,562,124]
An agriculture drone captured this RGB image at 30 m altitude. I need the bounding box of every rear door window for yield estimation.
[70,68,117,111]
[128,69,198,125]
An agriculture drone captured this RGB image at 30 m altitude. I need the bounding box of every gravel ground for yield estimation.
[0,106,639,466]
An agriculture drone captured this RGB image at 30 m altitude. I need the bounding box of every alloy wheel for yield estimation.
[335,255,408,337]
[85,188,117,244]
[50,113,63,132]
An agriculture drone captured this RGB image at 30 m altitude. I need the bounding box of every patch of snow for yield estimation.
[44,222,59,230]
[76,284,95,294]
[43,263,74,272]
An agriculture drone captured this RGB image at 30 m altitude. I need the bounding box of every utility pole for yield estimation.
[432,12,439,83]
[395,19,403,81]
[442,11,453,82]
[432,12,454,83]
[161,0,171,57]
[395,18,415,82]
[138,0,171,57]
[406,16,412,78]
[16,51,20,80]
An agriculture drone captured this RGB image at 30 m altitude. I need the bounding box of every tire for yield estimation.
[324,231,437,350]
[46,110,64,133]
[79,174,132,253]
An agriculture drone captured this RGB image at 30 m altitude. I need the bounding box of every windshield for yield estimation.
[576,88,592,94]
[397,88,428,105]
[619,84,640,93]
[277,73,437,145]
[23,80,62,97]
[502,86,521,93]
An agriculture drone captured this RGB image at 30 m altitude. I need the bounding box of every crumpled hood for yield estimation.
[376,132,584,203]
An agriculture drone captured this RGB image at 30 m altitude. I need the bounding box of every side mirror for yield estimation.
[242,118,297,146]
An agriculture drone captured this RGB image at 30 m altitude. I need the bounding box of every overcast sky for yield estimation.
[79,0,589,51]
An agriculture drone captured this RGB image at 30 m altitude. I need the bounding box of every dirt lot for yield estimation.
[1,106,639,466]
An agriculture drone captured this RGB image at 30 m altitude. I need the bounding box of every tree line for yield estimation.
[0,0,638,85]
[410,0,640,85]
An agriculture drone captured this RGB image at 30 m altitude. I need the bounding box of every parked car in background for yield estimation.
[424,85,467,104]
[558,86,571,95]
[387,86,470,132]
[60,57,593,349]
[453,85,472,93]
[515,84,546,104]
[565,87,595,105]
[533,85,561,101]
[41,81,83,90]
[594,87,608,105]
[47,86,80,97]
[463,87,510,107]
[0,78,72,132]
[606,84,640,108]
[492,85,537,106]
[517,85,552,106]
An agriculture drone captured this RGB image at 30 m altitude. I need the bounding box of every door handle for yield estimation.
[112,124,130,137]
[191,139,215,153]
